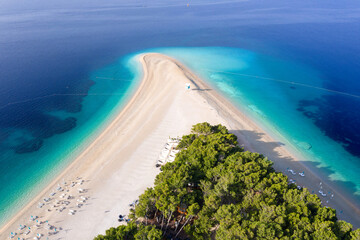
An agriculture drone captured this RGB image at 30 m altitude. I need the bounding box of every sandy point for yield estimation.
[1,53,359,239]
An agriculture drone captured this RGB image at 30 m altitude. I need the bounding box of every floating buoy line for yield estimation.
[1,69,359,111]
[203,68,360,99]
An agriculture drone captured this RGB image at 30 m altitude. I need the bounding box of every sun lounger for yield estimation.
[168,156,175,162]
[45,224,51,230]
[19,224,26,230]
[157,157,165,163]
[29,215,38,221]
[68,209,76,215]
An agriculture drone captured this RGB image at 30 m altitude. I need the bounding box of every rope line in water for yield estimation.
[0,76,132,110]
[203,69,360,99]
[0,93,125,110]
[2,69,359,111]
[95,77,132,81]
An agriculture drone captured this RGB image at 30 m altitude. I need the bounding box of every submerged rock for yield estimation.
[15,138,43,154]
[52,117,77,135]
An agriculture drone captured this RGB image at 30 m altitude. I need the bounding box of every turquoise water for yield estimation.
[1,47,359,227]
[0,55,142,226]
[142,47,360,198]
[1,0,360,229]
[3,46,359,226]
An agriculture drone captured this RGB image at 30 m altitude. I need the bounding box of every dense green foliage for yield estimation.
[96,123,359,240]
[94,221,162,240]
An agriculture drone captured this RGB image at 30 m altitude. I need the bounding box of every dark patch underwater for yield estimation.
[298,95,360,157]
[0,79,94,154]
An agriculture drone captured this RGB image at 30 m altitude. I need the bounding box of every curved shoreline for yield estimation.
[0,53,358,239]
[0,55,142,229]
[0,55,149,236]
[170,54,360,227]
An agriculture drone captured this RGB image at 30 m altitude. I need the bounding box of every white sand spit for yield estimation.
[1,53,359,240]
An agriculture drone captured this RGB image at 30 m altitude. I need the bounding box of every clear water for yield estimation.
[150,47,360,195]
[1,0,360,226]
[0,52,142,224]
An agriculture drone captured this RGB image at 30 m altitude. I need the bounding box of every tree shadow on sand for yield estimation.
[230,129,360,227]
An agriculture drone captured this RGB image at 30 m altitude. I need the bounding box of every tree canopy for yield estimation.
[95,123,359,240]
[94,221,162,240]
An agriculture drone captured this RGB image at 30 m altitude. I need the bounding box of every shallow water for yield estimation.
[1,0,360,226]
[151,47,360,195]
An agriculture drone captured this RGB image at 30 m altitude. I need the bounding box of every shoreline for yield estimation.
[0,55,142,229]
[1,53,359,239]
[0,55,149,237]
[171,55,360,227]
[176,57,360,215]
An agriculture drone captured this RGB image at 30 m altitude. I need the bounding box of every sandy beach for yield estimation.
[1,53,359,240]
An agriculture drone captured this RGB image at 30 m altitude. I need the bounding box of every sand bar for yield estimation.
[1,53,359,239]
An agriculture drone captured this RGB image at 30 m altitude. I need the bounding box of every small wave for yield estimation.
[247,105,266,119]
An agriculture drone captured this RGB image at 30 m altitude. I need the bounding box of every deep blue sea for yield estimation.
[0,0,360,226]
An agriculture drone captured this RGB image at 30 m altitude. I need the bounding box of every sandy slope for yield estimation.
[1,53,359,240]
